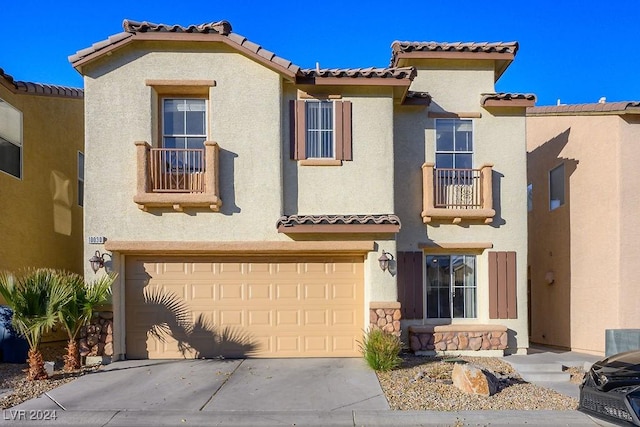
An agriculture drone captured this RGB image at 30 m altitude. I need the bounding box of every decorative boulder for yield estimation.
[452,363,498,397]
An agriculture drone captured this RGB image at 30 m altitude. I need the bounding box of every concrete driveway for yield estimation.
[13,358,389,412]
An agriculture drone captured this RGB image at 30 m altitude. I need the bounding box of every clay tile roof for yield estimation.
[0,68,83,98]
[277,214,402,227]
[481,92,536,107]
[390,41,518,66]
[300,67,416,80]
[69,19,300,77]
[527,102,640,116]
[403,90,432,106]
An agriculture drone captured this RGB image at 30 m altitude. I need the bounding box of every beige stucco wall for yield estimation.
[527,113,632,355]
[0,85,84,274]
[394,63,529,353]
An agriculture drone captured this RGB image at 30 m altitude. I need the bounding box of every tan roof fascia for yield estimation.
[307,76,413,87]
[72,32,298,81]
[105,240,375,255]
[419,242,493,254]
[483,98,535,108]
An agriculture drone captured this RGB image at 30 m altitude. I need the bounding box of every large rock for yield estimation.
[452,363,497,397]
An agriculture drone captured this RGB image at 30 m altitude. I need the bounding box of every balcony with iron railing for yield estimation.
[421,162,495,224]
[133,141,221,211]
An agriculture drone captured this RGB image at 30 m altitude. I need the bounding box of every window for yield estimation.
[435,119,473,169]
[162,98,207,172]
[290,99,352,161]
[426,255,476,319]
[78,152,84,207]
[549,164,565,210]
[527,183,533,212]
[305,101,334,158]
[0,97,23,179]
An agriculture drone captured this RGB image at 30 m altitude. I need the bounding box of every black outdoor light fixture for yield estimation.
[378,250,394,272]
[89,251,110,274]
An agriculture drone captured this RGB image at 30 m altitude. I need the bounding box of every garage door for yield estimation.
[125,256,364,359]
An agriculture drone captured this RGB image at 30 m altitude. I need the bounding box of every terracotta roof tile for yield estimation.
[69,20,301,76]
[481,92,536,107]
[277,214,401,227]
[300,67,416,80]
[0,68,83,98]
[390,41,518,66]
[528,102,640,116]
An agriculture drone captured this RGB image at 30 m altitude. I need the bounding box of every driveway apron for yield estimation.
[13,358,389,412]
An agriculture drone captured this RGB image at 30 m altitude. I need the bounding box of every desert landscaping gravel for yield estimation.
[377,354,582,411]
[0,347,585,411]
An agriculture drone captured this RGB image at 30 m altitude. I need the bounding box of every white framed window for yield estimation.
[527,183,533,212]
[162,98,207,150]
[78,152,84,207]
[305,100,334,158]
[435,119,473,169]
[549,164,565,210]
[426,255,477,319]
[0,97,23,179]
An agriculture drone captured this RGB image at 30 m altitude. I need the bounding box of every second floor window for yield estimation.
[305,100,334,158]
[78,152,84,207]
[0,97,23,179]
[163,98,207,150]
[435,119,473,169]
[549,163,565,210]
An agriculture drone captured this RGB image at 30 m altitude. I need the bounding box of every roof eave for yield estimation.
[483,98,535,108]
[71,32,299,81]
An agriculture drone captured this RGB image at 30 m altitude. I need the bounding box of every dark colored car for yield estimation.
[579,350,640,425]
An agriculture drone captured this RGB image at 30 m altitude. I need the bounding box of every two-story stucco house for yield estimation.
[72,19,533,360]
[0,68,84,275]
[527,101,640,356]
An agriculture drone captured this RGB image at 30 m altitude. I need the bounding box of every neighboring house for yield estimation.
[72,19,532,360]
[0,68,84,274]
[527,101,640,356]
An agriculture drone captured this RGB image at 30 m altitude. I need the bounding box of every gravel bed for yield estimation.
[0,341,100,409]
[377,353,580,411]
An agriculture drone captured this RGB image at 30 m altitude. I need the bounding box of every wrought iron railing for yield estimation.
[149,148,205,193]
[433,168,482,209]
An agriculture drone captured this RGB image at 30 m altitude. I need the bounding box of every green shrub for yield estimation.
[359,328,402,371]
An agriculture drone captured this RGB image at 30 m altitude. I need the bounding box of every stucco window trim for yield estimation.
[428,112,482,119]
[419,242,493,254]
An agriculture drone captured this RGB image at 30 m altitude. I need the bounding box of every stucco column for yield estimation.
[422,163,435,214]
[134,141,150,194]
[480,163,494,211]
[204,141,219,198]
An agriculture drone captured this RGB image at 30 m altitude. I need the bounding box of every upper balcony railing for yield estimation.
[133,141,222,212]
[422,163,495,224]
[149,148,205,193]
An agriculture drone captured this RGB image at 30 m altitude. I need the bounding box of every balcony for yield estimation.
[421,162,495,224]
[133,141,222,212]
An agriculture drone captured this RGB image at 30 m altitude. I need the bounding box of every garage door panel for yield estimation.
[126,256,363,358]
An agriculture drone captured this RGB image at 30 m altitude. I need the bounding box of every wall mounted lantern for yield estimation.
[89,251,111,274]
[378,250,394,272]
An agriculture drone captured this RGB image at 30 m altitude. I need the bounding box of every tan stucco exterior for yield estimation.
[527,110,640,355]
[0,80,84,274]
[78,25,530,359]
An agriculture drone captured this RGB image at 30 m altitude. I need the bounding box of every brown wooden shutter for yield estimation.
[341,100,352,161]
[334,101,344,160]
[397,251,424,320]
[289,100,307,160]
[488,251,517,319]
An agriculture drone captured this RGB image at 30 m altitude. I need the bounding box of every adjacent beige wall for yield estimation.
[527,113,637,355]
[0,85,84,274]
[395,63,529,353]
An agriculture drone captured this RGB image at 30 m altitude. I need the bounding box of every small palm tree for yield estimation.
[0,269,73,380]
[58,272,115,371]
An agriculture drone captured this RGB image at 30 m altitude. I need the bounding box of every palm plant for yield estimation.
[58,272,115,371]
[0,269,73,380]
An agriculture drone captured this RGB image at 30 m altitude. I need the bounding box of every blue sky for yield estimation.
[1,0,638,106]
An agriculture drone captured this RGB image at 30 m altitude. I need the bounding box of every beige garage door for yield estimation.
[125,256,364,359]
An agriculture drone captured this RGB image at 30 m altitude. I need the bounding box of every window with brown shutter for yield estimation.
[289,99,352,161]
[397,251,424,320]
[488,251,517,319]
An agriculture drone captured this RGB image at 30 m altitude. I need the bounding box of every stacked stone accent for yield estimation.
[79,311,114,361]
[409,325,507,353]
[369,302,401,337]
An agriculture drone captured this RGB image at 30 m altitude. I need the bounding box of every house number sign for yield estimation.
[88,236,107,244]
